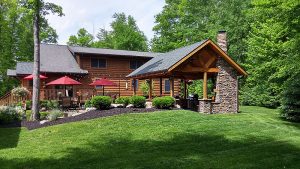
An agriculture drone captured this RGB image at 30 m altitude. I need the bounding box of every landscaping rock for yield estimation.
[86,107,96,111]
[175,104,181,108]
[111,104,123,108]
[40,120,48,124]
[146,102,152,108]
[126,104,134,108]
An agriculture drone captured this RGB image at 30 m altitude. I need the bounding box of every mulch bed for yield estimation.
[0,108,163,130]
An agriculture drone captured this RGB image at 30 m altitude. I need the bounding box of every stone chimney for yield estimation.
[217,30,227,53]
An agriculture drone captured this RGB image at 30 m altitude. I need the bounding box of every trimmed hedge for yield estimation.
[91,96,112,110]
[115,96,130,107]
[130,96,146,108]
[152,96,175,109]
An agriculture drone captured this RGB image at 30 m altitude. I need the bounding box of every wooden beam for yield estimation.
[181,66,220,73]
[159,77,162,96]
[203,72,208,99]
[204,56,216,68]
[149,79,152,100]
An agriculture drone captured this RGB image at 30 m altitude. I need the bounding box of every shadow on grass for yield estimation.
[1,133,299,169]
[0,124,21,149]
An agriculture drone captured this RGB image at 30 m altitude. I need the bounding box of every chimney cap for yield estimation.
[218,30,227,33]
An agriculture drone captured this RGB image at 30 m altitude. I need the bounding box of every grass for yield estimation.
[0,106,299,169]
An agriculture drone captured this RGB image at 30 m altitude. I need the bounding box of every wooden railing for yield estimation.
[0,88,120,106]
[0,92,29,106]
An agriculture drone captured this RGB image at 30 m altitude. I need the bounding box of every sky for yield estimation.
[45,0,165,45]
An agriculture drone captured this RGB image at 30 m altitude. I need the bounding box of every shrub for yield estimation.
[115,96,130,107]
[11,87,30,98]
[40,100,48,109]
[130,96,146,108]
[0,106,22,124]
[47,100,59,110]
[152,96,175,109]
[91,96,112,110]
[47,110,63,121]
[84,99,93,108]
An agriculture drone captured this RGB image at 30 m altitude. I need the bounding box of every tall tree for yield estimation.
[31,0,41,120]
[94,13,148,51]
[67,28,94,47]
[26,0,63,120]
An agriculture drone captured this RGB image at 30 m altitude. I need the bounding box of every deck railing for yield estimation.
[0,92,29,106]
[0,88,121,106]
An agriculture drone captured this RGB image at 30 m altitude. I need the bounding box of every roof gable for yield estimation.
[127,39,247,78]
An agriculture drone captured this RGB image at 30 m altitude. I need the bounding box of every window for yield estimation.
[164,79,170,92]
[91,58,106,68]
[130,60,144,69]
[132,79,139,90]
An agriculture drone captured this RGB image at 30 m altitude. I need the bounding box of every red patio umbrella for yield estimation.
[23,74,48,80]
[46,76,82,97]
[89,78,117,95]
[46,76,82,85]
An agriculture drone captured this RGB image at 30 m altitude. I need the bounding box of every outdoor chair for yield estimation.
[60,97,71,110]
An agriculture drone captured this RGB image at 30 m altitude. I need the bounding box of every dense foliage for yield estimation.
[91,96,112,110]
[152,96,175,109]
[130,96,146,108]
[67,28,94,47]
[0,0,63,97]
[67,13,148,51]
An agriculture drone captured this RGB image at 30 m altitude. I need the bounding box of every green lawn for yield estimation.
[0,106,299,169]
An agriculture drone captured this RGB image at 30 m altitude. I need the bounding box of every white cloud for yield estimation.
[45,0,165,45]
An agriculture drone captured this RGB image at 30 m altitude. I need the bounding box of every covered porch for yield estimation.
[127,35,247,113]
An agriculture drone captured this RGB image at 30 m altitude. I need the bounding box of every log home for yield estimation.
[6,45,181,101]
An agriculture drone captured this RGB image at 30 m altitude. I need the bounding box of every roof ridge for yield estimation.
[68,45,161,54]
[41,43,68,47]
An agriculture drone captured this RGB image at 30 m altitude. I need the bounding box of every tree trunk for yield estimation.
[31,0,40,121]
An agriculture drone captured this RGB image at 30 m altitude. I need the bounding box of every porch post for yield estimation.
[159,77,162,96]
[148,78,152,100]
[132,79,136,95]
[203,72,208,99]
[170,77,174,97]
[184,80,187,99]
